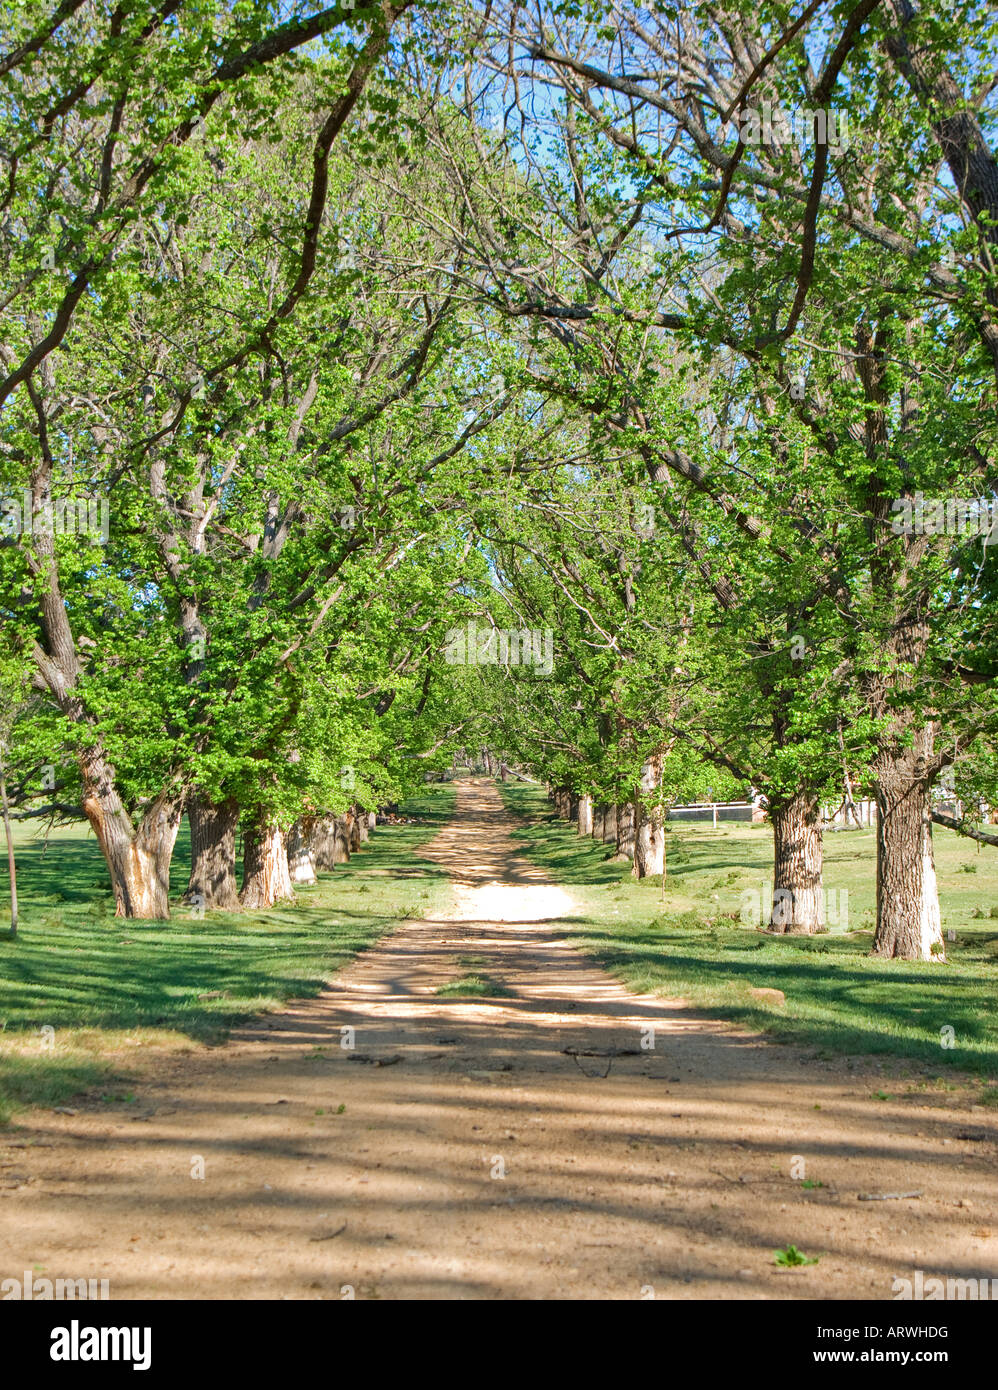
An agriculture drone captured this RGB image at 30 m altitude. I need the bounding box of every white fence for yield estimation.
[667,796,988,831]
[666,796,875,829]
[665,800,758,827]
[825,797,990,828]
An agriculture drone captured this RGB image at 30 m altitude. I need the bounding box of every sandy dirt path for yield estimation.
[2,780,995,1300]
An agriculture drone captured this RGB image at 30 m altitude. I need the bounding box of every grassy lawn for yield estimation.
[435,954,512,998]
[499,783,998,1084]
[0,786,455,1123]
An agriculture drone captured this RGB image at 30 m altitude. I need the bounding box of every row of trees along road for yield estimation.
[1,1,996,960]
[387,0,998,960]
[0,2,503,913]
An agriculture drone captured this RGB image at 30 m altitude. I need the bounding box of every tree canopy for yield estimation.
[2,0,996,959]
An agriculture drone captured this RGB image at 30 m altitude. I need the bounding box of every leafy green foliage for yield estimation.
[774,1245,819,1268]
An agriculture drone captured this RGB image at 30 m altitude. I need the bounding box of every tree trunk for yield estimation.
[767,790,824,933]
[240,820,294,909]
[368,811,376,833]
[568,793,579,823]
[333,816,351,864]
[309,815,338,871]
[633,757,664,879]
[602,804,617,844]
[356,808,370,844]
[185,795,240,910]
[577,793,593,837]
[29,463,178,920]
[872,744,945,961]
[347,808,361,853]
[287,818,317,886]
[614,800,635,862]
[81,749,181,919]
[633,813,664,878]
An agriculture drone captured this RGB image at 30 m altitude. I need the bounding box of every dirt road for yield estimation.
[2,781,995,1299]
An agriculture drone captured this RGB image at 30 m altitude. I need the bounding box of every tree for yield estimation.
[410,0,998,957]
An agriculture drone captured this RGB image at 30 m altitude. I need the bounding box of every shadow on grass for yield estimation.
[500,785,632,886]
[572,924,998,1070]
[500,783,765,885]
[0,1053,112,1125]
[0,786,457,1117]
[498,783,998,1077]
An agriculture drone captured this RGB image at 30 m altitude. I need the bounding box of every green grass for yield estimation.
[0,1053,112,1127]
[498,783,998,1079]
[0,786,455,1122]
[435,973,509,998]
[434,952,511,998]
